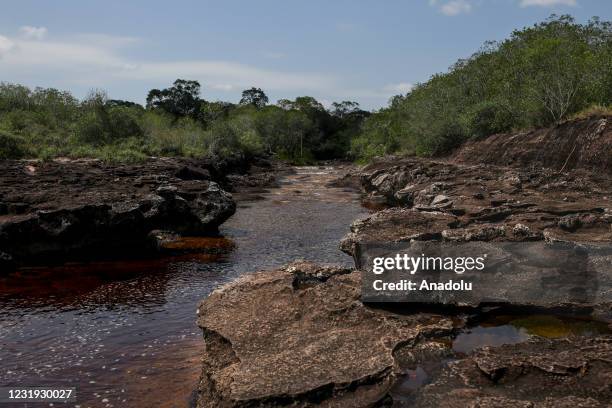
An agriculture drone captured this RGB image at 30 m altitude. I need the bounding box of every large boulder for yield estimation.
[196,262,454,407]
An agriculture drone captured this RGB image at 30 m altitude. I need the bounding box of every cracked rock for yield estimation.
[196,262,453,408]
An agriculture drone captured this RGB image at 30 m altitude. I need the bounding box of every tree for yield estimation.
[146,79,202,117]
[276,99,294,110]
[239,87,268,109]
[106,99,143,109]
[331,101,360,118]
[200,101,236,126]
[503,15,600,123]
[351,14,612,161]
[293,96,324,112]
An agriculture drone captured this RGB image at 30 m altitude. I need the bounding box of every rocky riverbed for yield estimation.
[0,155,284,270]
[0,116,610,407]
[196,116,612,407]
[0,164,366,408]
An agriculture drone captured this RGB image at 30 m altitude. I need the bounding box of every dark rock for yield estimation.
[452,115,612,174]
[344,156,611,312]
[0,251,15,272]
[175,165,211,181]
[559,214,583,232]
[0,158,236,266]
[351,157,612,247]
[340,208,458,257]
[431,194,450,206]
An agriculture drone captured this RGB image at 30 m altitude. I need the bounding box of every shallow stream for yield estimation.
[0,166,367,408]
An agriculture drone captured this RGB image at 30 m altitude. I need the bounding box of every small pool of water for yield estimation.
[453,313,611,354]
[390,312,610,405]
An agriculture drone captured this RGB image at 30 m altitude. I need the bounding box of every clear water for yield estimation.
[0,166,367,408]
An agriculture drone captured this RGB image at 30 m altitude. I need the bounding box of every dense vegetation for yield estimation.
[352,15,612,160]
[0,15,609,163]
[0,80,368,162]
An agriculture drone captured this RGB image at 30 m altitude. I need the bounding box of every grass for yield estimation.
[568,104,612,121]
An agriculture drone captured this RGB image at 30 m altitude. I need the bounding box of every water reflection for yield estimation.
[453,313,611,354]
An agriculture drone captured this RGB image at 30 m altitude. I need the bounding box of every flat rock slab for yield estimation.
[411,336,612,407]
[196,262,453,407]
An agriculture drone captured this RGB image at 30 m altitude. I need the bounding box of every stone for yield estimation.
[196,262,454,408]
[409,337,612,407]
[175,165,211,181]
[431,194,450,206]
[0,158,237,268]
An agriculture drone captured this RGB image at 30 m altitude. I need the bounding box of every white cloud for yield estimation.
[0,31,335,94]
[19,25,47,40]
[72,33,140,48]
[440,0,472,15]
[210,84,235,91]
[430,0,472,16]
[383,82,413,94]
[0,35,15,56]
[520,0,577,6]
[118,61,335,92]
[0,28,400,108]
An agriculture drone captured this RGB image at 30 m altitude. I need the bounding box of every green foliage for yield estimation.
[2,15,610,164]
[0,130,27,159]
[146,79,202,118]
[0,79,365,163]
[76,91,143,145]
[353,15,612,160]
[568,103,612,120]
[239,87,269,109]
[460,100,515,138]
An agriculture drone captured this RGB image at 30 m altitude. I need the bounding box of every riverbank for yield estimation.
[196,117,612,407]
[1,114,611,406]
[0,155,291,270]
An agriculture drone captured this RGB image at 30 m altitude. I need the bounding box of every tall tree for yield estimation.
[239,87,268,109]
[146,79,202,117]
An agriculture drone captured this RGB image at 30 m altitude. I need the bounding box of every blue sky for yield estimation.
[0,0,610,110]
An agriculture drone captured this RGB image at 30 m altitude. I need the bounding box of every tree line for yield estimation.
[0,15,609,162]
[0,80,368,162]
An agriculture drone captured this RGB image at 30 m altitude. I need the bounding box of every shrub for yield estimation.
[568,104,612,120]
[0,130,27,159]
[462,101,515,138]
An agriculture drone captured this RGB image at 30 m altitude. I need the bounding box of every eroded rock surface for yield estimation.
[345,157,612,255]
[196,262,453,407]
[343,156,612,315]
[452,115,612,173]
[410,337,612,407]
[196,152,612,406]
[0,158,239,267]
